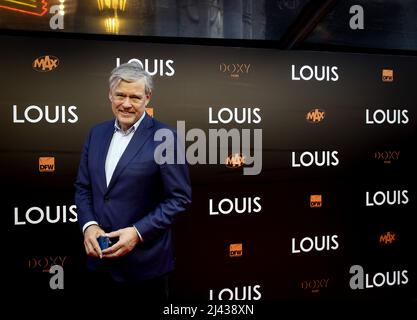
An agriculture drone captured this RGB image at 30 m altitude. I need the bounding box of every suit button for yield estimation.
[104,196,110,203]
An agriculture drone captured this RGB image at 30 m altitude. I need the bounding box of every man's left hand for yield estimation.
[101,227,140,258]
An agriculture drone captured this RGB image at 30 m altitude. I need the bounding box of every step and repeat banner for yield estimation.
[1,34,416,307]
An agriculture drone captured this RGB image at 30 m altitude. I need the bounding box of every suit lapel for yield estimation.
[105,115,154,193]
[99,121,115,192]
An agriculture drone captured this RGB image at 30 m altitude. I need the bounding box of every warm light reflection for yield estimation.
[59,0,64,15]
[105,16,119,34]
[97,0,127,34]
[97,0,126,11]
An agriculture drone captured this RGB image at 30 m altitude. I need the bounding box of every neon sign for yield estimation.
[0,0,48,16]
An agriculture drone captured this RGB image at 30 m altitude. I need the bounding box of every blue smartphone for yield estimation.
[97,236,110,250]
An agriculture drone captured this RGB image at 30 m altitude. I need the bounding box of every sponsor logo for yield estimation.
[349,265,408,289]
[300,278,329,293]
[291,151,339,167]
[116,58,174,76]
[39,157,55,172]
[209,197,261,215]
[33,55,59,72]
[209,285,261,301]
[365,109,409,124]
[379,231,397,245]
[365,190,408,207]
[291,234,339,253]
[310,195,322,208]
[220,63,251,79]
[225,153,245,168]
[0,0,48,16]
[306,108,325,123]
[145,107,153,117]
[28,255,67,272]
[229,243,243,257]
[12,104,78,123]
[374,151,400,164]
[14,205,77,225]
[291,65,339,81]
[382,69,393,82]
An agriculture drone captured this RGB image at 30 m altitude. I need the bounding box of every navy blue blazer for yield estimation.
[74,114,191,282]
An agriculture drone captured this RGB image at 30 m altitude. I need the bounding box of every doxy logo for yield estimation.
[220,63,251,79]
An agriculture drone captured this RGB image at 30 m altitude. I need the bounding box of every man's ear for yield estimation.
[108,90,113,102]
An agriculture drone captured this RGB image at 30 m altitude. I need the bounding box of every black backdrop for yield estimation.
[1,34,416,306]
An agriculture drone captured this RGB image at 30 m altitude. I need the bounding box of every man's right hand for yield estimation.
[84,224,106,259]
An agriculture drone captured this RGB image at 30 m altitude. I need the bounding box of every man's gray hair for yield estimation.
[109,61,153,95]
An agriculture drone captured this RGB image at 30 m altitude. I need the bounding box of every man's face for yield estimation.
[109,80,151,131]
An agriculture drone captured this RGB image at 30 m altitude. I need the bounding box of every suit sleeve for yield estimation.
[74,129,96,232]
[133,130,192,242]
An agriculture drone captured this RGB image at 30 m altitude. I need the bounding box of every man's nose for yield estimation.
[122,97,133,107]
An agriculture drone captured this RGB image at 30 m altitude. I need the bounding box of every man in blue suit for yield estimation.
[74,62,191,300]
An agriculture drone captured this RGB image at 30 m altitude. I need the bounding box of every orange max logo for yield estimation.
[33,55,59,72]
[225,153,245,168]
[306,108,325,123]
[145,107,154,117]
[379,231,396,245]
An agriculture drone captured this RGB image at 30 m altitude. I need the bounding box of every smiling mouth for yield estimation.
[118,110,132,116]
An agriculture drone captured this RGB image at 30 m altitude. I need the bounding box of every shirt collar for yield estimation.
[114,112,146,135]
